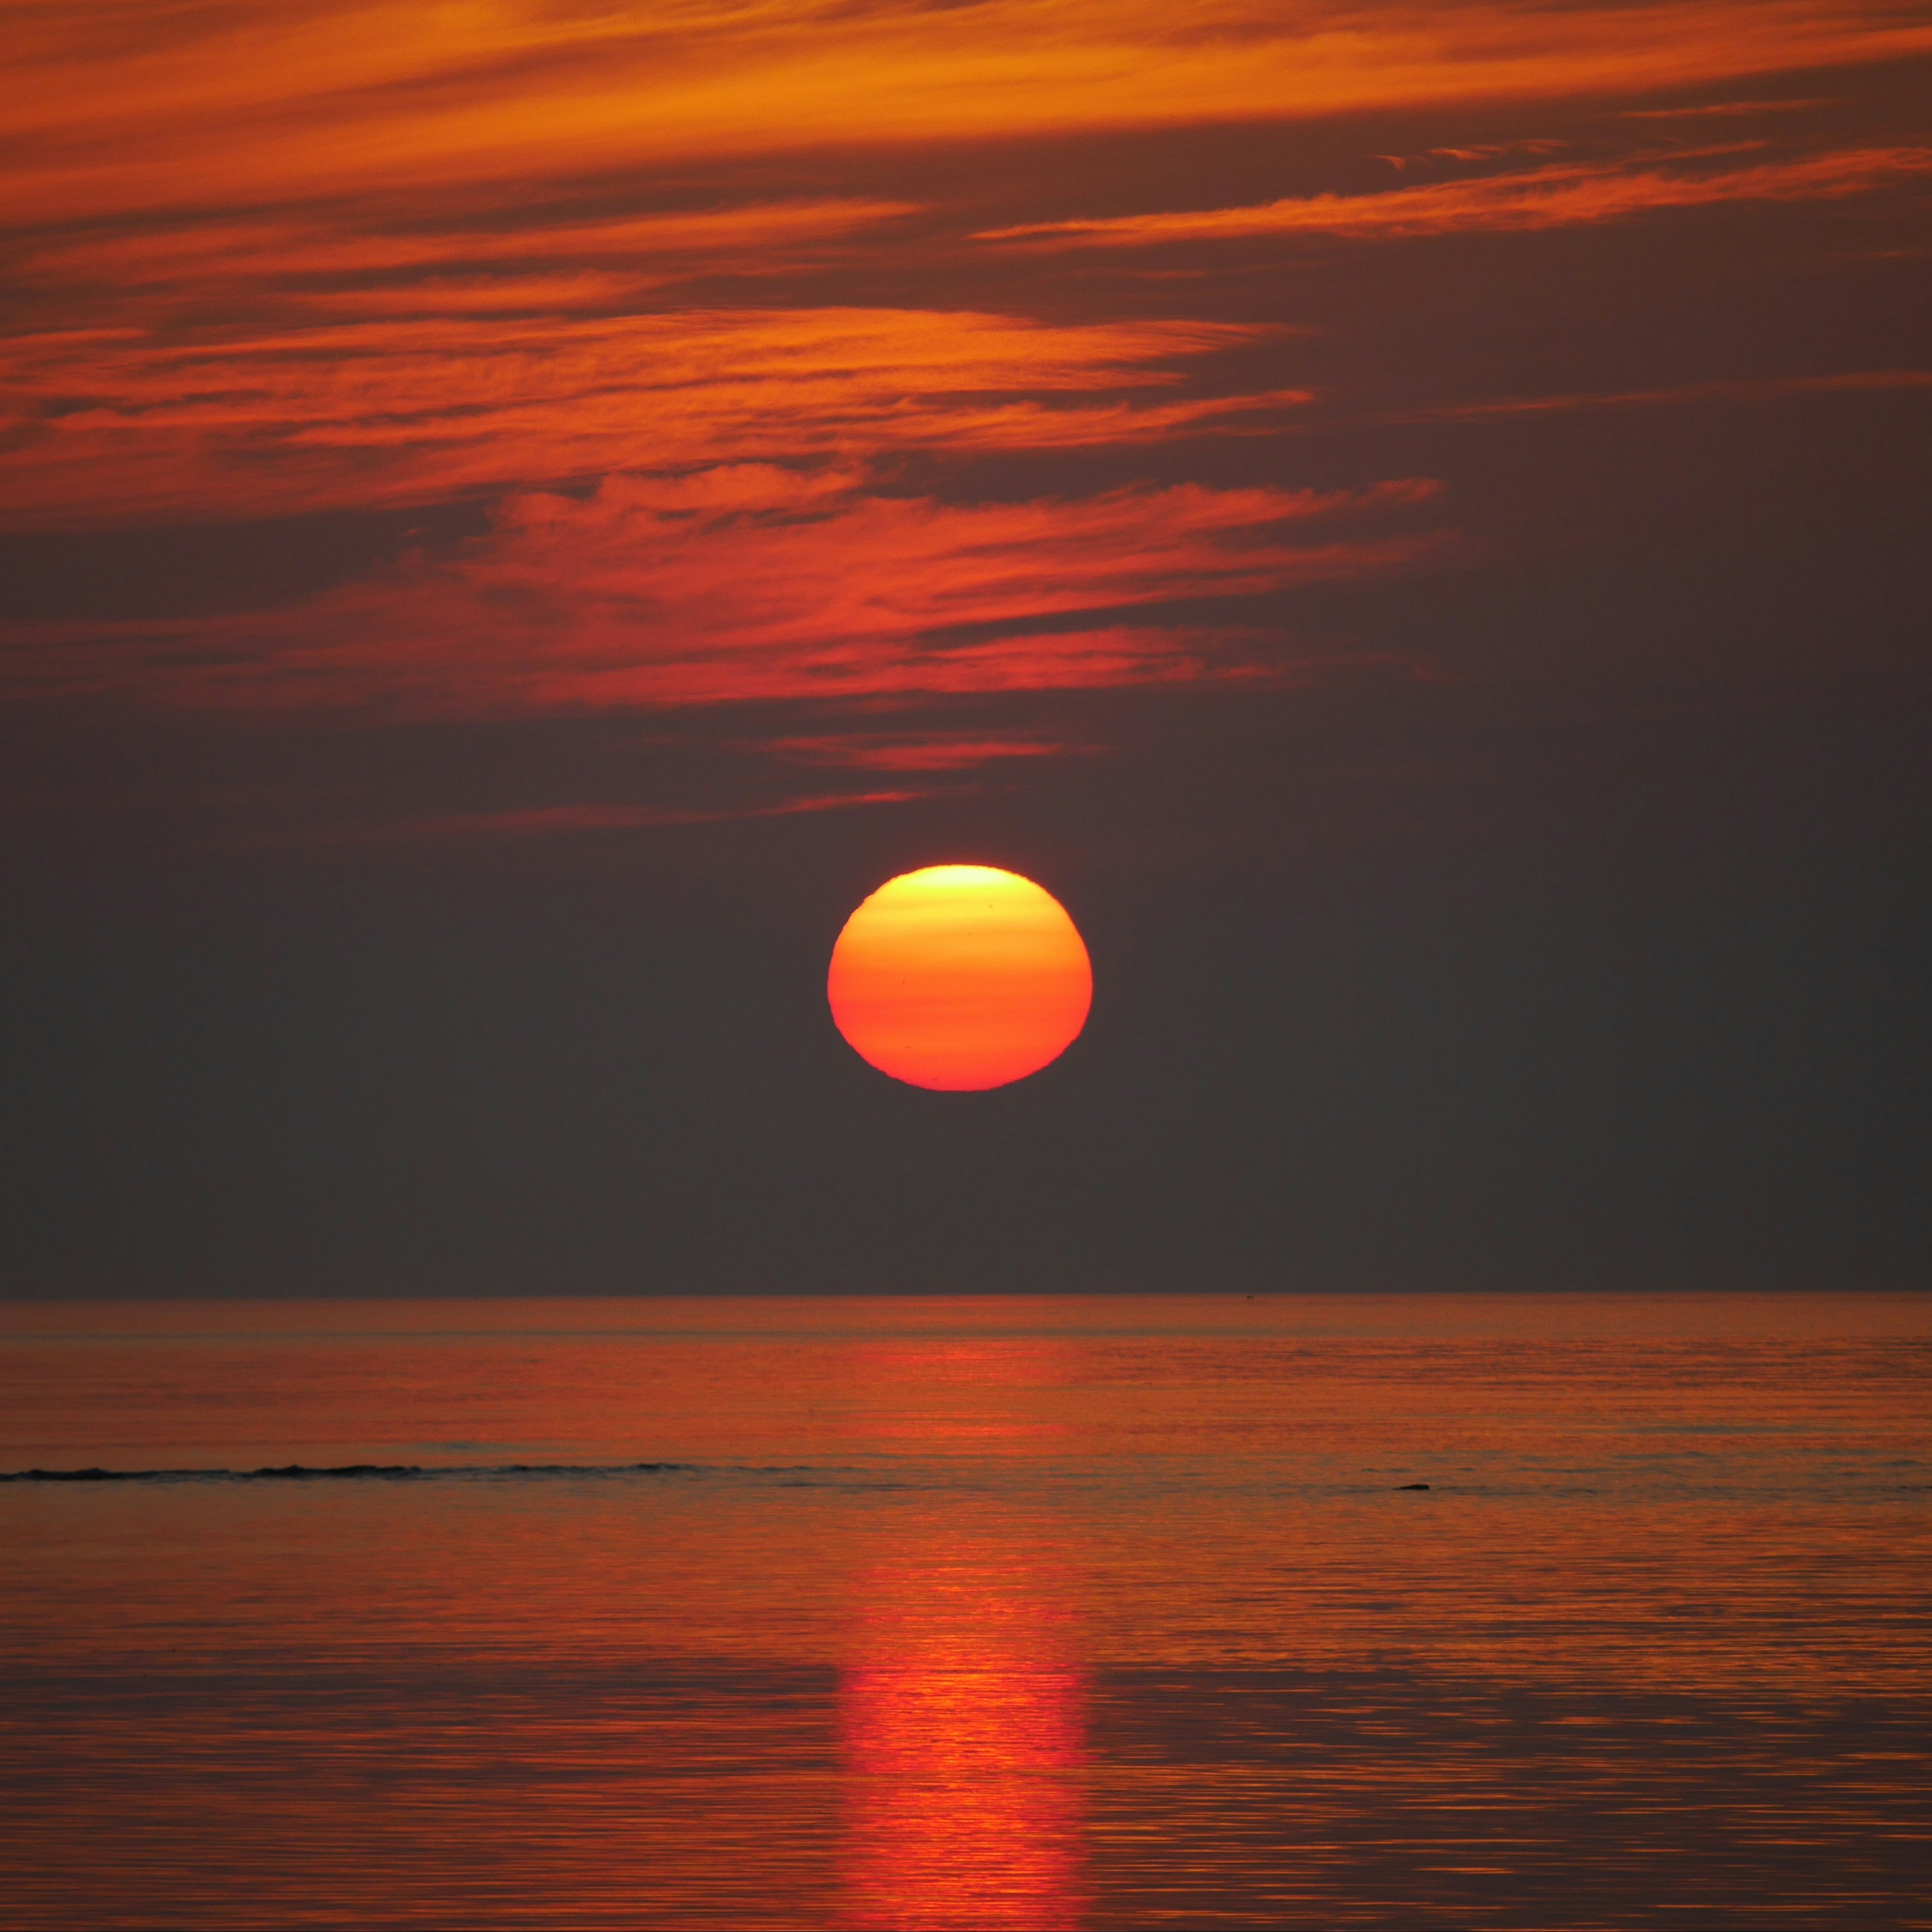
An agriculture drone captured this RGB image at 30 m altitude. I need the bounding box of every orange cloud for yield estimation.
[10,8,1919,556]
[1376,140,1570,170]
[1614,97,1835,119]
[22,202,919,294]
[0,305,1297,530]
[983,145,1932,246]
[10,2,1930,228]
[4,467,1446,717]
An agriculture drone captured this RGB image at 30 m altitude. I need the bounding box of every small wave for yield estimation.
[1,1461,696,1484]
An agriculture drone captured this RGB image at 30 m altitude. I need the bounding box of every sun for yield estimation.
[827,865,1093,1091]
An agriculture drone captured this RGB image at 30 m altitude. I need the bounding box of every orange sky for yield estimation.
[3,0,1928,828]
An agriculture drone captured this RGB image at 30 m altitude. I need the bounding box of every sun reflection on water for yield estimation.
[838,1546,1087,1931]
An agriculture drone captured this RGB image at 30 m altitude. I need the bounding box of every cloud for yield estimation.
[1614,97,1834,119]
[3,466,1447,718]
[981,145,1932,247]
[1391,368,1932,421]
[9,10,1919,549]
[10,2,1930,228]
[0,305,1299,530]
[21,201,920,295]
[266,790,934,845]
[765,736,1100,773]
[1376,140,1569,170]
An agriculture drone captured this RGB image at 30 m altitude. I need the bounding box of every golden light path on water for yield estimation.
[839,1540,1085,1930]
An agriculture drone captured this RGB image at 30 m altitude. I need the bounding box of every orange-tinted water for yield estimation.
[3,1294,1927,1929]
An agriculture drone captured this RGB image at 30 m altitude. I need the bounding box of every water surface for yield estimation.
[4,1293,1927,1928]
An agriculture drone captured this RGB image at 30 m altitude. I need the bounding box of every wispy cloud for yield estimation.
[1375,139,1568,170]
[1615,97,1835,119]
[982,145,1932,246]
[766,736,1100,773]
[7,0,1922,843]
[1391,368,1932,421]
[0,305,1300,530]
[3,467,1447,717]
[10,1,1929,227]
[267,790,934,845]
[22,201,920,294]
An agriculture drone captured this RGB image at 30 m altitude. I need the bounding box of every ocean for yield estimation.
[4,1292,1927,1929]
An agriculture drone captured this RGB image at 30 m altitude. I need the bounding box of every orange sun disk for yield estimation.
[827,865,1092,1091]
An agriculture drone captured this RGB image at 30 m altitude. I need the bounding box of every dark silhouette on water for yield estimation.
[2,1462,695,1483]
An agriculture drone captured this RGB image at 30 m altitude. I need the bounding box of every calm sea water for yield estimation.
[3,1293,1927,1930]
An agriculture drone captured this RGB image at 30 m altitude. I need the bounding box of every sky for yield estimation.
[3,0,1928,1297]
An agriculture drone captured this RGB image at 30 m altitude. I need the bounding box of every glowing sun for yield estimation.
[827,865,1093,1091]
